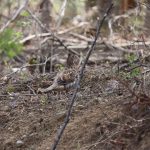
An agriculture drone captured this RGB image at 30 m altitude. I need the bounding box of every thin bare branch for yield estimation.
[51,3,114,150]
[0,0,29,33]
[26,8,77,55]
[56,0,68,29]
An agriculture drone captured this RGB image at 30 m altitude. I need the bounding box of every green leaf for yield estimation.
[20,10,30,17]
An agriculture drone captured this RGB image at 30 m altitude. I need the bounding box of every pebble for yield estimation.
[16,140,24,147]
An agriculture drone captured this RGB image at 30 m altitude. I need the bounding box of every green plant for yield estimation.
[130,67,140,77]
[0,28,23,59]
[125,53,137,63]
[20,10,30,17]
[121,53,141,78]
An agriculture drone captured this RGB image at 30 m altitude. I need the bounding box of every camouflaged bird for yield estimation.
[38,51,82,93]
[38,69,78,93]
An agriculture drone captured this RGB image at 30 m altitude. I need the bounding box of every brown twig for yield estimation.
[26,8,77,55]
[1,55,56,79]
[51,3,114,150]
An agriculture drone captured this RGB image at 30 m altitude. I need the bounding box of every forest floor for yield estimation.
[0,30,150,150]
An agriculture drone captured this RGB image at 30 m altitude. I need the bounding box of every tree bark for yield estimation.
[38,0,52,32]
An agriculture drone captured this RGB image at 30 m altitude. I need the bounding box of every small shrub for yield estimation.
[0,28,23,59]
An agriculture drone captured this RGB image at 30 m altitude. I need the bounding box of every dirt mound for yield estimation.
[0,65,150,150]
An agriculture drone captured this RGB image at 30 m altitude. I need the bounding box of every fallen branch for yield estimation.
[20,33,52,44]
[69,32,95,42]
[20,23,88,44]
[103,41,147,53]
